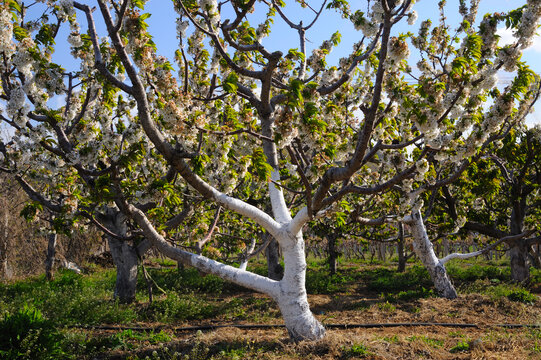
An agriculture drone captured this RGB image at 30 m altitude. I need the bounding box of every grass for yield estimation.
[459,279,538,304]
[0,269,137,326]
[342,343,372,358]
[449,339,470,353]
[0,259,539,359]
[406,335,444,348]
[361,265,433,292]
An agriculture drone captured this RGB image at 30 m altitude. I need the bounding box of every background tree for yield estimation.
[434,126,541,282]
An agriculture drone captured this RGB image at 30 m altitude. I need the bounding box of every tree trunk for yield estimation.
[327,234,338,275]
[266,236,283,281]
[397,223,406,273]
[530,244,541,269]
[407,211,458,299]
[0,212,9,279]
[239,238,256,271]
[509,241,530,282]
[108,236,139,304]
[377,242,386,261]
[443,236,449,256]
[100,209,151,303]
[277,236,325,341]
[177,261,184,271]
[45,232,57,281]
[509,205,529,281]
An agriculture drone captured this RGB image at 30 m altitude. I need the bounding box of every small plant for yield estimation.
[449,340,470,353]
[343,344,371,358]
[447,331,464,338]
[506,288,537,304]
[534,340,541,353]
[0,305,67,359]
[406,335,443,348]
[382,335,399,344]
[377,301,396,313]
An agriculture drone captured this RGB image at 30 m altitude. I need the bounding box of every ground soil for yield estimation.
[91,290,541,359]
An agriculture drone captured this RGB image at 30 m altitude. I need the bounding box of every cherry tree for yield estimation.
[433,126,541,282]
[2,0,541,341]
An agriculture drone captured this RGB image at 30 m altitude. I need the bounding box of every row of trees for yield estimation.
[1,0,540,341]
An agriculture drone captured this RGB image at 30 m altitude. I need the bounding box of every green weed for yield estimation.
[0,305,67,360]
[343,344,371,358]
[143,292,217,323]
[449,340,470,353]
[505,288,537,304]
[382,287,434,302]
[406,335,443,348]
[460,280,537,304]
[363,266,432,292]
[382,335,399,344]
[447,262,510,282]
[377,301,396,313]
[305,270,355,294]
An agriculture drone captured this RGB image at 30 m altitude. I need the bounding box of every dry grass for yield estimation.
[95,291,541,359]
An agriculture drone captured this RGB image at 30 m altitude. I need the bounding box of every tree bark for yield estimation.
[397,222,406,273]
[239,238,256,271]
[108,236,139,303]
[266,236,283,281]
[509,241,530,282]
[407,211,458,299]
[377,242,386,262]
[327,234,338,275]
[509,206,529,281]
[45,232,57,281]
[0,212,9,279]
[530,244,541,269]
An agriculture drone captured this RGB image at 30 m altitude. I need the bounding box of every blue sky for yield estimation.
[142,0,541,125]
[36,0,541,128]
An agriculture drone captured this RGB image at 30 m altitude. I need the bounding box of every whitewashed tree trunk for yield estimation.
[405,211,458,299]
[238,238,256,271]
[276,235,326,341]
[128,204,325,341]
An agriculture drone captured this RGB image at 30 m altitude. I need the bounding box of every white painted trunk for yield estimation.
[238,238,256,271]
[129,205,325,341]
[276,234,325,341]
[407,211,457,299]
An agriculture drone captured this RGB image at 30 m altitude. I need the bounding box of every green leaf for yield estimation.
[251,148,273,182]
[288,78,304,108]
[287,48,305,61]
[223,72,239,95]
[13,26,29,41]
